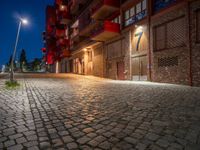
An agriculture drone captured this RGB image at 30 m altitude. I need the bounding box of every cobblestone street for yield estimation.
[0,74,200,150]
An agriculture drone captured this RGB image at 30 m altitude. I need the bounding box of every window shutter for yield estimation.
[167,17,185,48]
[197,10,200,42]
[155,25,166,50]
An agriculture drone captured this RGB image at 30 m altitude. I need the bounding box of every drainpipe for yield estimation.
[148,0,152,81]
[187,1,193,86]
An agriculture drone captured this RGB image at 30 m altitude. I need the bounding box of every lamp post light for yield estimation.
[10,18,28,82]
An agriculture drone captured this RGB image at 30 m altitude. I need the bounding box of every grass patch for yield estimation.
[5,80,20,89]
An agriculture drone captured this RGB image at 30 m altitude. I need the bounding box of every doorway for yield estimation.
[117,61,125,80]
[132,55,147,81]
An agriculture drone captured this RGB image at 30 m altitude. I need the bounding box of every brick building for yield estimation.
[43,0,200,86]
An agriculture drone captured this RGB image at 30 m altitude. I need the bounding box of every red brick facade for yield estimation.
[44,0,200,86]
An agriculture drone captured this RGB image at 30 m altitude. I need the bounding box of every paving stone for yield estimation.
[93,136,106,143]
[7,144,23,150]
[62,136,74,143]
[66,142,78,149]
[39,142,51,149]
[145,133,160,141]
[27,134,38,141]
[83,128,94,133]
[4,140,15,147]
[16,137,27,144]
[52,139,64,147]
[98,141,112,149]
[0,137,7,142]
[27,146,40,150]
[9,133,23,139]
[124,137,138,145]
[23,141,38,147]
[88,139,99,147]
[77,136,90,144]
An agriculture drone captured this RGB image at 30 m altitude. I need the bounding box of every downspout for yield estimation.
[148,0,152,81]
[187,1,193,86]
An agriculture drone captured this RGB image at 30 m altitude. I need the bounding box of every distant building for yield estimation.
[43,0,200,86]
[1,65,5,73]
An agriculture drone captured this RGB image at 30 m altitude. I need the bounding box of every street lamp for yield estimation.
[10,18,28,82]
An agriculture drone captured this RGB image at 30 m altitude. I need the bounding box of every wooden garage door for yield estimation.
[132,55,147,81]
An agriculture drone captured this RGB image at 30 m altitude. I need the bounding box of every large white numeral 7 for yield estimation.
[135,32,143,51]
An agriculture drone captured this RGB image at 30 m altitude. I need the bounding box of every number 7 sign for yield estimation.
[134,32,143,51]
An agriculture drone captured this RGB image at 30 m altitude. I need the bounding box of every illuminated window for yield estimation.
[142,0,147,10]
[112,16,121,24]
[136,3,142,14]
[124,0,147,27]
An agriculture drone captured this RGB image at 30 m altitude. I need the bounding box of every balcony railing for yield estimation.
[91,0,120,20]
[91,21,120,41]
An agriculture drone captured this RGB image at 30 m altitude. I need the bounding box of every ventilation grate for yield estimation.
[158,56,178,67]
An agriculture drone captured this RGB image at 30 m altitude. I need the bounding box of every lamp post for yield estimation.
[10,18,28,82]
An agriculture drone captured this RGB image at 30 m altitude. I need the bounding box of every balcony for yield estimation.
[56,38,69,47]
[41,48,46,53]
[46,6,56,26]
[55,0,68,5]
[57,11,71,25]
[91,21,120,41]
[70,0,88,14]
[47,51,55,65]
[91,0,120,20]
[61,50,70,58]
[79,14,98,36]
[55,29,66,37]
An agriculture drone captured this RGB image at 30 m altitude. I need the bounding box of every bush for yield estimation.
[5,81,20,89]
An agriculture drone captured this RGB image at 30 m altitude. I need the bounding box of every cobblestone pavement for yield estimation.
[0,74,200,150]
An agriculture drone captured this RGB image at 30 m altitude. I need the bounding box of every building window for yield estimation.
[88,51,92,62]
[142,0,147,10]
[112,16,121,24]
[196,9,200,43]
[124,0,147,27]
[154,16,185,51]
[154,0,177,12]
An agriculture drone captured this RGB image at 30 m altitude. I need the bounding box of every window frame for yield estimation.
[153,16,186,52]
[123,0,147,27]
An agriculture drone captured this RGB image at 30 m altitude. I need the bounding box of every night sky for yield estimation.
[0,0,54,69]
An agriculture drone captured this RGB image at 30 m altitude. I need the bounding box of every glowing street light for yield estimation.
[10,18,28,82]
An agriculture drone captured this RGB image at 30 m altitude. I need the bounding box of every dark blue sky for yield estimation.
[0,0,54,69]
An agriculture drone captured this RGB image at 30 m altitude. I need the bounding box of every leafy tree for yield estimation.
[19,49,27,72]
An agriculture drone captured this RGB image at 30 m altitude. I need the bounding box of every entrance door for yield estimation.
[132,55,147,81]
[117,61,125,80]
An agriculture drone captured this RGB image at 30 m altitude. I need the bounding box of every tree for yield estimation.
[19,49,27,72]
[32,58,41,71]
